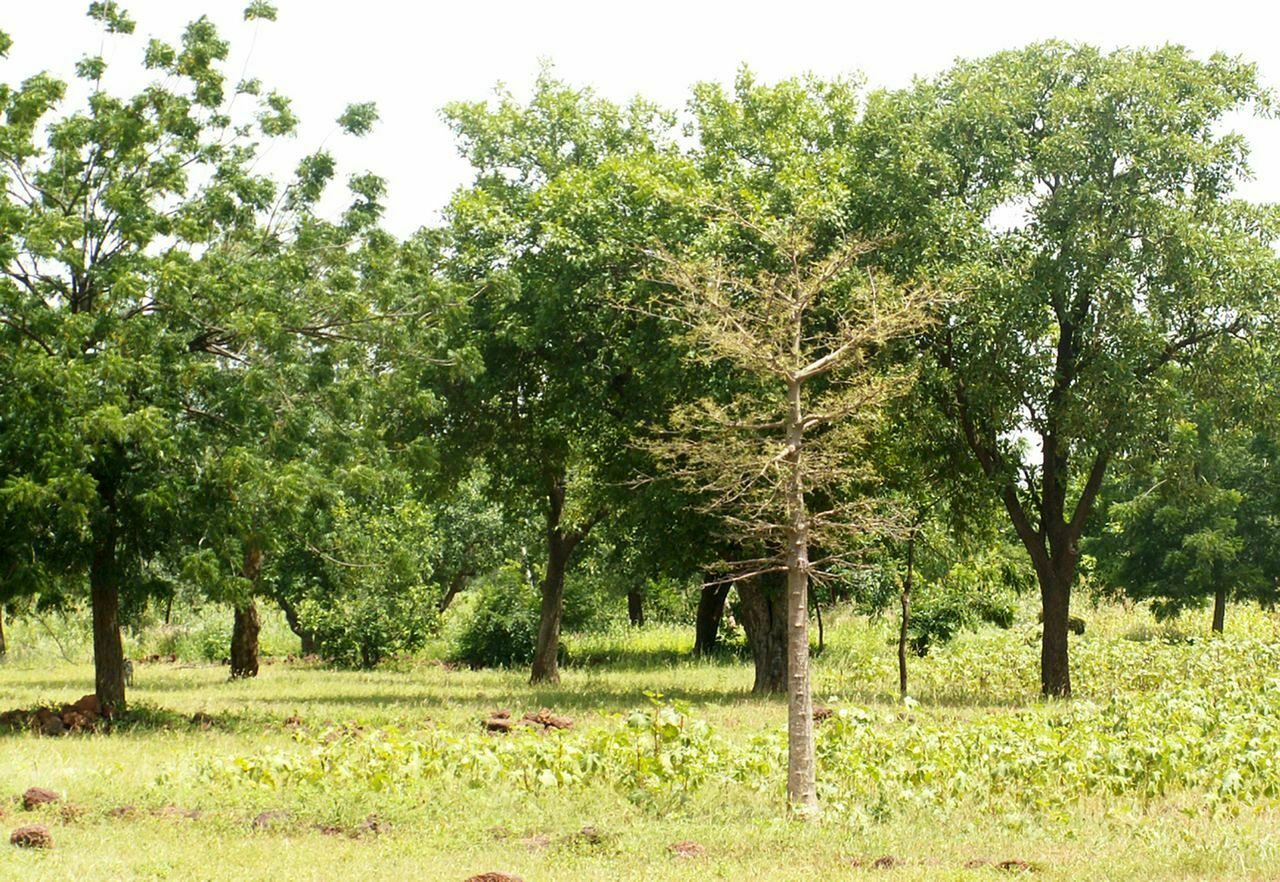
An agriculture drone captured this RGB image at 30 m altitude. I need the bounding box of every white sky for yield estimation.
[4,0,1279,236]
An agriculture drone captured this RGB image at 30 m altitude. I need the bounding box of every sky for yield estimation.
[3,0,1279,236]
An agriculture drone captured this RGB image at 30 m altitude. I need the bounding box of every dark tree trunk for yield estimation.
[230,546,263,678]
[1038,566,1073,698]
[438,569,472,613]
[0,606,7,659]
[899,533,915,699]
[1212,585,1227,634]
[693,583,731,656]
[737,574,787,694]
[627,590,644,627]
[230,602,260,678]
[530,534,569,684]
[90,522,126,713]
[529,474,603,685]
[279,598,319,656]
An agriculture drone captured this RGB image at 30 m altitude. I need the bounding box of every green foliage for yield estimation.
[450,564,543,669]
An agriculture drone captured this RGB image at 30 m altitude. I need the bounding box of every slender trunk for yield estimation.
[693,583,731,656]
[164,593,173,625]
[90,521,126,713]
[530,535,568,684]
[737,575,787,693]
[1212,585,1227,634]
[438,569,472,613]
[279,598,319,655]
[783,375,816,812]
[0,606,7,659]
[627,590,644,627]
[899,533,915,699]
[812,587,823,654]
[230,546,263,679]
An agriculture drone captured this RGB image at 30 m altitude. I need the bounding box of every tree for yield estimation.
[442,70,689,684]
[648,212,934,812]
[862,43,1280,695]
[0,3,393,706]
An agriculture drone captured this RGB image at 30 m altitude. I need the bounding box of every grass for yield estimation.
[3,600,1280,880]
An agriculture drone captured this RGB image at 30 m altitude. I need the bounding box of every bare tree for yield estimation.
[646,213,938,813]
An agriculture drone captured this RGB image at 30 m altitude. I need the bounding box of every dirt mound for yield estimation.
[669,840,705,858]
[813,705,834,723]
[463,874,524,882]
[9,825,53,849]
[251,810,291,831]
[483,709,514,733]
[1,695,107,736]
[521,708,573,730]
[965,858,1037,873]
[21,788,60,811]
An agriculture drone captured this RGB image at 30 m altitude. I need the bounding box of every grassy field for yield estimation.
[3,602,1280,880]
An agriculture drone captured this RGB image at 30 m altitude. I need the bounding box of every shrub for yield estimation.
[450,564,543,669]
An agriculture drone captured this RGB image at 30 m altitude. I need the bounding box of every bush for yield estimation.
[450,564,543,669]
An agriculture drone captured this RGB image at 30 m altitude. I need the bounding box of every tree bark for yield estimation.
[0,605,7,659]
[1212,585,1227,634]
[899,533,915,699]
[279,598,319,656]
[529,474,602,685]
[737,575,787,693]
[90,521,126,713]
[783,375,817,812]
[693,583,731,656]
[627,590,644,627]
[438,568,472,613]
[530,532,569,684]
[230,546,263,679]
[1038,565,1073,698]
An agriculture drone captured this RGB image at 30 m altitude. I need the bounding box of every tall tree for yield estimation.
[648,212,934,812]
[442,70,688,684]
[861,43,1280,695]
[0,3,392,706]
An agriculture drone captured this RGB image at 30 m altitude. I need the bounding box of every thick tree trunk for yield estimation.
[530,535,569,684]
[230,546,263,679]
[1038,567,1072,698]
[899,533,915,699]
[693,583,731,656]
[279,598,319,656]
[627,590,644,627]
[90,523,126,713]
[737,576,787,694]
[230,602,261,678]
[1212,585,1227,634]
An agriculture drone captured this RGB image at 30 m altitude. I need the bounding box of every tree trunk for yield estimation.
[0,606,7,660]
[279,598,319,656]
[230,546,263,679]
[230,601,261,678]
[737,576,787,694]
[1212,585,1227,634]
[783,375,817,812]
[529,475,600,685]
[627,590,644,627]
[438,569,472,613]
[693,583,731,656]
[530,535,569,684]
[1038,567,1072,698]
[90,522,126,713]
[899,533,915,699]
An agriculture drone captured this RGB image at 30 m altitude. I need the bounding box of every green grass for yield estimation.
[3,601,1280,880]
